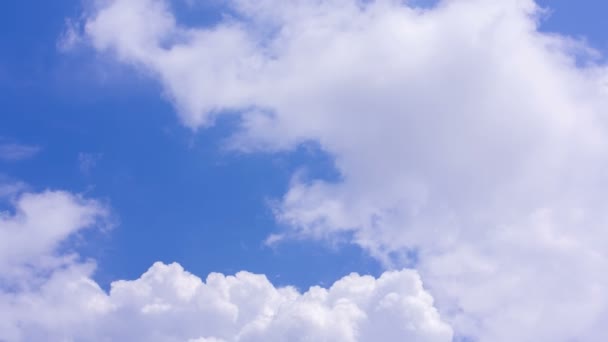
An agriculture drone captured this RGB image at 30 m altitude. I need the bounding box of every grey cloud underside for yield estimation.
[74,0,608,340]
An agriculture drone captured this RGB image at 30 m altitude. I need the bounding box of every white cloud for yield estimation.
[0,188,108,285]
[0,142,40,161]
[1,261,452,342]
[80,0,608,340]
[0,188,451,342]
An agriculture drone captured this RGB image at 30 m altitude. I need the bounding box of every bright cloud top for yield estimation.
[0,187,451,342]
[81,0,608,341]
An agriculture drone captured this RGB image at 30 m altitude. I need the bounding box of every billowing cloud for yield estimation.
[3,263,452,342]
[0,187,451,342]
[80,0,608,340]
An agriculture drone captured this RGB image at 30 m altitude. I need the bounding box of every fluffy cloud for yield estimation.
[73,263,451,342]
[0,188,107,285]
[81,0,608,340]
[0,186,451,341]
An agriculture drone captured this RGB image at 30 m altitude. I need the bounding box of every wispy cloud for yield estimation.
[0,142,40,162]
[57,18,83,52]
[78,152,102,175]
[0,182,27,199]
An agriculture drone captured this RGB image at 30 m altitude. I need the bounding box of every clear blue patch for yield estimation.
[536,0,608,63]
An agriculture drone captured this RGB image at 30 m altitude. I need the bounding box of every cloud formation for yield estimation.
[5,263,451,342]
[0,189,107,284]
[80,0,608,340]
[0,187,451,342]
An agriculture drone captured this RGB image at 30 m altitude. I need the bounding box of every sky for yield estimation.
[1,1,608,341]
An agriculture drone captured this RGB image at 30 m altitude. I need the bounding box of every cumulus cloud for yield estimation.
[1,262,452,342]
[0,187,107,285]
[80,0,608,340]
[0,188,451,342]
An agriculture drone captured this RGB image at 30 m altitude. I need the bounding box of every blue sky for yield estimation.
[3,0,605,289]
[2,1,608,341]
[0,0,605,294]
[1,0,382,291]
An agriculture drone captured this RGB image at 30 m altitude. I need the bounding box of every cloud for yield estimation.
[80,0,608,340]
[78,152,102,175]
[0,187,108,285]
[1,262,452,342]
[57,18,84,52]
[0,142,40,161]
[0,187,452,342]
[0,177,27,199]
